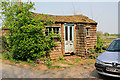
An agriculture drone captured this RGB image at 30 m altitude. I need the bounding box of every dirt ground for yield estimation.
[1,56,120,79]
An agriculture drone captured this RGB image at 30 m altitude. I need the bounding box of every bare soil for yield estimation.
[1,56,119,79]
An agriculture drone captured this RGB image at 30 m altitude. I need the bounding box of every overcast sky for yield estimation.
[1,0,119,34]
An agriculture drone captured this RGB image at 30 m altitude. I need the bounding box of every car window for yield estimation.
[107,40,120,51]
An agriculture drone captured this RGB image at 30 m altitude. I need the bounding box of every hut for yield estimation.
[33,13,97,59]
[3,12,97,59]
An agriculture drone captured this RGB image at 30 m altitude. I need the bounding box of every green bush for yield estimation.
[1,1,60,61]
[88,35,104,56]
[2,36,9,51]
[95,35,104,53]
[2,51,13,60]
[89,48,96,54]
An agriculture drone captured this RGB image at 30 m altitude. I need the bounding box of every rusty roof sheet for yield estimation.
[33,12,97,24]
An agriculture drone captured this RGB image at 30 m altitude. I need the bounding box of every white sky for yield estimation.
[22,0,120,2]
[0,0,119,34]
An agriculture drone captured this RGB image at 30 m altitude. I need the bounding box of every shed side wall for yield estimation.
[86,24,97,50]
[75,24,86,56]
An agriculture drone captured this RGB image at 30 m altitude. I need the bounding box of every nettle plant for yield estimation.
[1,1,59,61]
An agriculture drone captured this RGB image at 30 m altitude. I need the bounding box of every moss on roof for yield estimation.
[33,12,97,24]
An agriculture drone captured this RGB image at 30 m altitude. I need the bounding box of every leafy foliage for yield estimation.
[104,32,109,36]
[89,48,96,54]
[95,35,104,53]
[88,35,104,54]
[2,51,13,60]
[1,1,59,61]
[58,56,64,61]
[45,58,52,68]
[2,36,9,51]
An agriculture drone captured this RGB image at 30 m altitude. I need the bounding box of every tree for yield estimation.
[1,1,58,61]
[110,34,116,36]
[97,31,103,36]
[104,32,109,36]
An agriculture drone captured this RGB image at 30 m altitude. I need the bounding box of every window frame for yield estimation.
[86,26,90,37]
[45,26,60,36]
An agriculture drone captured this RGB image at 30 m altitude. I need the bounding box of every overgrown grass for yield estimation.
[68,63,74,65]
[85,62,93,65]
[50,65,67,69]
[104,39,115,42]
[0,54,1,59]
[55,58,67,64]
[74,58,81,63]
[2,51,40,69]
[44,58,52,69]
[58,56,64,61]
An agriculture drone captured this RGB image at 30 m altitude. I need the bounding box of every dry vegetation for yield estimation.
[2,55,96,71]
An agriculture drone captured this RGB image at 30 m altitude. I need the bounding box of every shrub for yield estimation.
[95,35,104,53]
[1,1,60,61]
[2,51,13,60]
[2,36,9,51]
[89,48,96,54]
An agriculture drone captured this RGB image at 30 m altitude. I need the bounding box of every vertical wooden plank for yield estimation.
[74,24,76,54]
[61,23,65,55]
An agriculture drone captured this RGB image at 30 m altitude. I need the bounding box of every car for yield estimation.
[95,38,120,78]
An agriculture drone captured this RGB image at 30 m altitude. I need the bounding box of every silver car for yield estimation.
[95,38,120,78]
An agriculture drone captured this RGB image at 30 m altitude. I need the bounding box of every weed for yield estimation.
[15,61,21,64]
[68,63,74,65]
[51,65,60,69]
[91,56,95,59]
[89,63,93,64]
[45,58,52,68]
[83,66,87,69]
[27,59,34,63]
[0,54,2,59]
[96,54,100,57]
[86,57,90,59]
[75,58,81,63]
[44,70,48,72]
[59,56,64,61]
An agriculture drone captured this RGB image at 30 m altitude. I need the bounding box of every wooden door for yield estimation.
[64,24,74,53]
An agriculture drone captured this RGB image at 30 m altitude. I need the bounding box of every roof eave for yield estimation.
[55,21,97,25]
